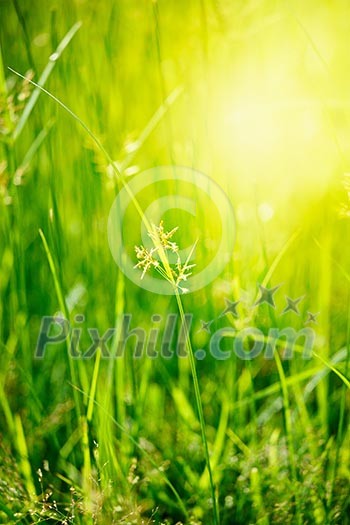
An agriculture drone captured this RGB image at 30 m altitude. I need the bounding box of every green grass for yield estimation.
[1,1,350,524]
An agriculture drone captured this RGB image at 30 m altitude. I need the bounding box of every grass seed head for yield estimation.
[134,221,196,293]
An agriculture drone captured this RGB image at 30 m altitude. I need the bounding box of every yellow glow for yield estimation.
[223,99,282,154]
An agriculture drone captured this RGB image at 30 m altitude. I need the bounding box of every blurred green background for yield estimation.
[0,1,350,523]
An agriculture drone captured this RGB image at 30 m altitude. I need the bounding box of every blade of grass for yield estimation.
[199,396,229,489]
[13,21,81,140]
[11,66,217,524]
[175,290,220,525]
[118,86,183,172]
[274,352,302,524]
[12,0,36,73]
[86,348,101,423]
[8,67,153,236]
[71,383,189,521]
[14,414,36,498]
[38,228,80,418]
[16,120,54,174]
[327,292,350,512]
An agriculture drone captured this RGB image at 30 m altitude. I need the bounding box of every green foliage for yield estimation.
[0,1,350,524]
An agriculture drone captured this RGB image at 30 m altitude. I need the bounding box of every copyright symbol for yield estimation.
[107,166,235,295]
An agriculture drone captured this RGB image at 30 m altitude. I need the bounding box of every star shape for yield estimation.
[282,295,304,316]
[221,298,240,318]
[254,284,281,308]
[198,319,213,333]
[306,311,319,324]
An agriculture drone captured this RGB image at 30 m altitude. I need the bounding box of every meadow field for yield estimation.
[0,0,349,523]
